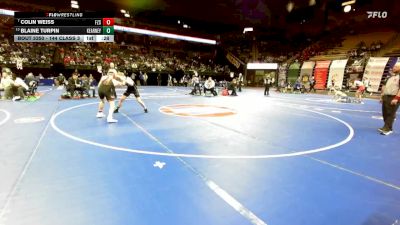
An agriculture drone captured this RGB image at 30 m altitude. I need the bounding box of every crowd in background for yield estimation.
[62,43,227,73]
[0,32,229,75]
[0,34,54,67]
[347,40,384,58]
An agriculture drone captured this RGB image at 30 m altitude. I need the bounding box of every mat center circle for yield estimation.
[159,104,237,117]
[50,102,354,159]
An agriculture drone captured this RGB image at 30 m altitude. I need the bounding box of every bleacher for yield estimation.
[310,31,396,61]
[379,33,400,57]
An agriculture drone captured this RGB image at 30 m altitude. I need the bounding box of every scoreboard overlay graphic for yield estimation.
[14,12,114,42]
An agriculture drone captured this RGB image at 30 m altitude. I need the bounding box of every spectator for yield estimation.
[183,75,189,87]
[370,42,376,51]
[138,72,144,86]
[143,72,148,86]
[167,74,173,86]
[157,73,162,86]
[376,40,383,50]
[131,72,136,81]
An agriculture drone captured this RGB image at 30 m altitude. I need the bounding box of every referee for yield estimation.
[379,63,400,135]
[264,74,274,96]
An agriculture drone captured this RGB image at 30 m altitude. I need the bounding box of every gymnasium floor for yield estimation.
[0,86,399,225]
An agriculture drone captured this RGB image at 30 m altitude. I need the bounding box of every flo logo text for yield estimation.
[367,11,388,18]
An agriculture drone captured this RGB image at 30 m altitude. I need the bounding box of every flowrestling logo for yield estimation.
[367,11,388,19]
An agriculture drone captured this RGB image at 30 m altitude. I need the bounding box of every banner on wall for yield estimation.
[313,61,331,89]
[288,62,301,84]
[344,58,367,88]
[386,57,398,68]
[300,61,315,77]
[278,63,288,83]
[363,57,390,92]
[383,57,399,78]
[226,52,243,69]
[247,63,278,70]
[328,59,348,90]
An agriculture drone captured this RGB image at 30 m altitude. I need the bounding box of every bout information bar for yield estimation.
[14,12,114,43]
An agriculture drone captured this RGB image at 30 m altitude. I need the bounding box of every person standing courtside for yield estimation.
[309,76,316,93]
[238,73,244,92]
[157,73,162,86]
[264,74,274,96]
[190,74,201,95]
[379,63,400,135]
[167,74,173,86]
[143,72,148,86]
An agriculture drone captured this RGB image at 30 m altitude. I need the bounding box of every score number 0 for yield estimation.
[102,18,114,26]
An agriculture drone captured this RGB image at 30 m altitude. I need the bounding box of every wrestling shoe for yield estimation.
[96,112,105,118]
[114,107,120,113]
[107,118,118,123]
[377,127,384,133]
[380,129,393,136]
[144,108,148,113]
